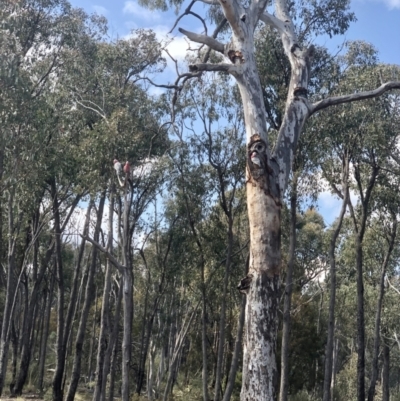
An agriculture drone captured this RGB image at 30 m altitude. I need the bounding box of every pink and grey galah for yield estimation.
[123,161,130,176]
[113,159,122,174]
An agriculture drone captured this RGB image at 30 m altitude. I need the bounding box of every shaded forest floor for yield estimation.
[0,389,95,401]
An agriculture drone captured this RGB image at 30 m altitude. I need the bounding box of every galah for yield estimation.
[113,159,122,174]
[123,161,130,176]
[113,159,126,187]
[250,151,261,167]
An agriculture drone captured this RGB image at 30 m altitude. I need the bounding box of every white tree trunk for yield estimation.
[178,0,400,398]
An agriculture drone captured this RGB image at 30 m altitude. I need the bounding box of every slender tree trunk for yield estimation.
[201,274,209,401]
[66,191,106,401]
[52,181,67,401]
[108,302,122,401]
[323,156,349,401]
[367,220,397,401]
[331,336,339,399]
[163,303,199,401]
[355,232,366,401]
[349,165,379,401]
[382,342,390,401]
[9,320,18,393]
[37,264,56,393]
[93,186,115,401]
[147,339,156,400]
[103,278,123,401]
[13,221,53,395]
[121,186,134,401]
[214,221,234,401]
[87,293,98,382]
[222,296,246,401]
[279,175,297,401]
[136,282,152,395]
[0,190,18,396]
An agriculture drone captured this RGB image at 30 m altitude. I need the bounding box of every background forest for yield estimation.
[1,1,400,401]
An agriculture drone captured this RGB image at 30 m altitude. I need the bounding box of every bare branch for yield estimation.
[387,277,400,296]
[169,0,197,33]
[310,81,400,115]
[178,28,225,54]
[259,12,286,34]
[81,235,125,273]
[188,63,237,73]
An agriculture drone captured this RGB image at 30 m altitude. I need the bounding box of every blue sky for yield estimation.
[69,0,400,65]
[68,0,400,225]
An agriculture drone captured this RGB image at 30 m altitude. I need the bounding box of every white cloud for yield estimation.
[123,1,161,21]
[124,24,190,72]
[92,5,108,15]
[150,25,192,68]
[381,0,400,8]
[317,188,359,226]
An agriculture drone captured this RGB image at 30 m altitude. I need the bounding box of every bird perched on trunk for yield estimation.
[250,151,261,167]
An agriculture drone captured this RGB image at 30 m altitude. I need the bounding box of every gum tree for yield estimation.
[142,0,400,399]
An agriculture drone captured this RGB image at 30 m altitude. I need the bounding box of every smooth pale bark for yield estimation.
[183,1,313,397]
[178,0,400,396]
[323,155,350,401]
[279,175,297,401]
[367,219,397,401]
[147,339,157,400]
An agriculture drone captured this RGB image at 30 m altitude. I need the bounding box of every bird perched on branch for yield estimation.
[123,161,130,176]
[113,158,125,187]
[113,159,122,174]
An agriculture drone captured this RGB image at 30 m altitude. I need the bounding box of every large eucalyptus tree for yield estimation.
[142,0,400,398]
